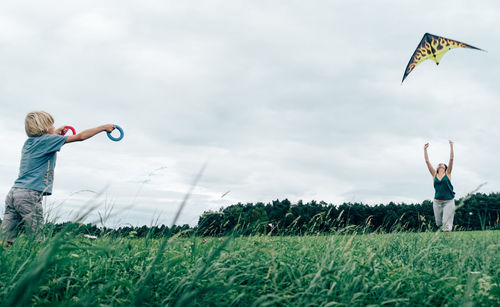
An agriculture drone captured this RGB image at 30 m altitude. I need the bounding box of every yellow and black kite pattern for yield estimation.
[402,33,483,83]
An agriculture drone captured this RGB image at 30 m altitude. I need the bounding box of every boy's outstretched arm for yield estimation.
[65,124,115,143]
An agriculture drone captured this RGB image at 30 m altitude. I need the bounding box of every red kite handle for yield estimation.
[61,126,76,136]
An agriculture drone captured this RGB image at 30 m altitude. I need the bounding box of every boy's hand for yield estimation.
[104,124,115,133]
[55,126,67,135]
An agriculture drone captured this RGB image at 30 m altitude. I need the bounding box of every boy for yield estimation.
[1,111,115,245]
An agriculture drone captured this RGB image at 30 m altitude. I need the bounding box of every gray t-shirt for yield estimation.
[13,134,68,195]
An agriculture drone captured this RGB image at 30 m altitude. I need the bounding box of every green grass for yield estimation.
[0,230,499,306]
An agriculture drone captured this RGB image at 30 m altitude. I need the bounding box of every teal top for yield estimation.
[433,174,455,200]
[13,134,67,195]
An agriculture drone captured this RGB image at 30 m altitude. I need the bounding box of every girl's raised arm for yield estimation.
[447,140,454,176]
[424,143,436,177]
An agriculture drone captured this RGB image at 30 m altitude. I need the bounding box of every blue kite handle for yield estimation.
[107,125,124,141]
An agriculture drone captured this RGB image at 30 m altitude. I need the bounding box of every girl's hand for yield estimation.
[424,143,429,150]
[449,140,453,146]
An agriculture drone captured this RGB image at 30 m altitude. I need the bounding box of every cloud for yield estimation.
[1,1,499,226]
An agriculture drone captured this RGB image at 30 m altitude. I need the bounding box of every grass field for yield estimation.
[0,229,499,306]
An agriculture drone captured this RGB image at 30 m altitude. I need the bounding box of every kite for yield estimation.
[402,33,484,83]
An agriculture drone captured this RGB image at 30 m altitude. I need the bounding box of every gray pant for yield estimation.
[1,187,44,243]
[433,199,455,232]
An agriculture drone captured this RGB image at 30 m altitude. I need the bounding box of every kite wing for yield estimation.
[402,33,483,83]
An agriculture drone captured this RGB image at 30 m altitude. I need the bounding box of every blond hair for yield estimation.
[25,111,54,137]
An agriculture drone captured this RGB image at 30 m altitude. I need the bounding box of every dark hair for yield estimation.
[437,163,448,172]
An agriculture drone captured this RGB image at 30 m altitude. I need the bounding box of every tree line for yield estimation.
[1,193,499,238]
[196,193,500,235]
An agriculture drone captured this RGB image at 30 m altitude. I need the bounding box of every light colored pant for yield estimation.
[433,199,455,232]
[1,187,44,243]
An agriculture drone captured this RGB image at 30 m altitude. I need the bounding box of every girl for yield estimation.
[424,140,455,232]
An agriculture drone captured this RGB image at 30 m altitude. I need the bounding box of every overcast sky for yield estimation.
[1,1,499,227]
